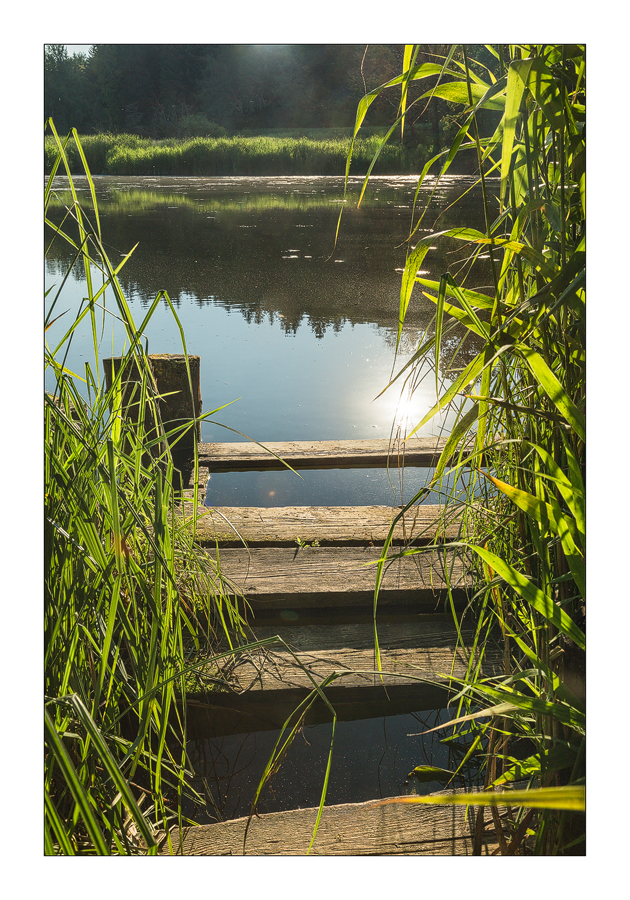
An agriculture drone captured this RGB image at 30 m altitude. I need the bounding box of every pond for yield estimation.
[184,706,480,825]
[45,172,492,819]
[45,173,491,507]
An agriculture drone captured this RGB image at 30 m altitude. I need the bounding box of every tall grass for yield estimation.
[44,122,255,854]
[44,132,430,177]
[351,44,585,854]
[44,123,346,854]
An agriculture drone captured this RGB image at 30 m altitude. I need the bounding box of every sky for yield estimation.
[66,44,93,55]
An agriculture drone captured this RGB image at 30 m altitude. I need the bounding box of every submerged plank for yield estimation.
[207,545,473,611]
[197,437,455,472]
[184,503,463,546]
[186,689,452,738]
[158,792,502,856]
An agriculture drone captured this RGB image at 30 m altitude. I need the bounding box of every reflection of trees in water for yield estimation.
[45,176,496,342]
[46,240,491,356]
[46,174,490,217]
[380,316,484,385]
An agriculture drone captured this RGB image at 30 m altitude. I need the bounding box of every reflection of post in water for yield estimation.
[104,353,201,488]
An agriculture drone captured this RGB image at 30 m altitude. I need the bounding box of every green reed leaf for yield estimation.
[67,695,158,854]
[526,56,565,129]
[399,45,414,141]
[398,239,432,344]
[491,744,578,788]
[517,345,585,441]
[468,544,585,650]
[371,785,584,812]
[501,59,534,205]
[44,709,110,855]
[434,273,448,399]
[433,402,479,483]
[409,765,457,783]
[475,684,585,733]
[406,346,488,439]
[416,276,495,310]
[421,81,504,110]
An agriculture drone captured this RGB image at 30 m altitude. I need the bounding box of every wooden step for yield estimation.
[197,437,454,472]
[185,617,502,736]
[183,503,463,546]
[208,545,473,611]
[158,791,503,856]
[195,618,500,694]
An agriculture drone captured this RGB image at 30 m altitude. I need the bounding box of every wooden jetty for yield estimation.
[180,447,499,855]
[180,451,501,749]
[111,357,499,855]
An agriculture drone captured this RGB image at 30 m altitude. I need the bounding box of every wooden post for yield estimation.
[104,354,202,486]
[148,354,202,452]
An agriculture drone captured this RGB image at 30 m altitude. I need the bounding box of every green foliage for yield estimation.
[177,114,226,138]
[44,123,253,854]
[44,132,430,177]
[357,44,585,854]
[44,45,94,134]
[45,44,464,148]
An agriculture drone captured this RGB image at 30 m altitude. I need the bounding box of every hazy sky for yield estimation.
[66,44,93,55]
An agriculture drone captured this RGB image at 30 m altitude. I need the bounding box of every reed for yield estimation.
[350,44,586,854]
[44,124,345,854]
[44,132,430,177]
[44,122,255,854]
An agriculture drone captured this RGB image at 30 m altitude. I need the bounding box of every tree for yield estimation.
[44,45,93,133]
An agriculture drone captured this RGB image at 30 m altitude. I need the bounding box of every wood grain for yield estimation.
[190,618,502,697]
[205,544,474,610]
[197,437,459,472]
[158,791,505,856]
[182,503,463,546]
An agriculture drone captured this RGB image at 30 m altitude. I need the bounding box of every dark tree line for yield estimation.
[45,44,494,151]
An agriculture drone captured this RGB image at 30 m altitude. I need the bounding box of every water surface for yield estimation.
[45,173,490,813]
[185,707,480,824]
[45,174,490,506]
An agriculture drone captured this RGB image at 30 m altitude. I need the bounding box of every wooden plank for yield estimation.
[190,619,501,697]
[183,466,210,494]
[248,618,480,653]
[205,545,473,611]
[197,437,455,472]
[185,618,503,736]
[158,792,504,856]
[183,503,463,546]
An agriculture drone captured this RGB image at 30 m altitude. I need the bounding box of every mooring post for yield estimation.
[104,353,202,486]
[148,354,202,451]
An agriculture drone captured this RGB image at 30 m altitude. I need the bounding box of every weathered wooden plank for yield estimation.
[183,466,210,497]
[185,618,503,736]
[206,545,473,611]
[183,503,463,546]
[158,792,503,856]
[195,617,502,693]
[197,437,455,472]
[190,619,501,697]
[248,618,478,653]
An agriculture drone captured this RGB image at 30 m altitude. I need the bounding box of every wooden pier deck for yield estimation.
[176,436,498,853]
[184,502,464,545]
[180,442,497,738]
